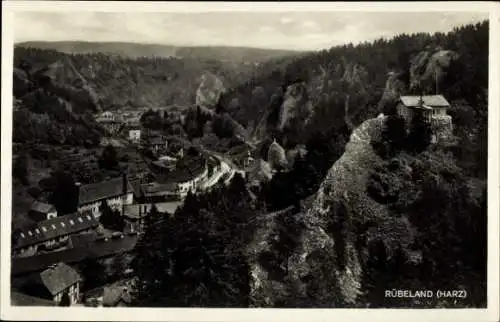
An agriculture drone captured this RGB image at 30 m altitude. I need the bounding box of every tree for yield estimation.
[49,171,79,215]
[98,145,119,170]
[99,202,125,231]
[59,292,71,306]
[13,153,30,185]
[406,112,432,154]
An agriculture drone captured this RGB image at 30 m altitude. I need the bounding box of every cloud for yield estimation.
[301,20,321,32]
[280,16,293,25]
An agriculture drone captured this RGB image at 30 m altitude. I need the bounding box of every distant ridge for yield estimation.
[16,41,303,62]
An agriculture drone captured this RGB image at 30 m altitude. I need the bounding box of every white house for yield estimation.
[128,129,141,144]
[39,263,83,305]
[77,174,134,217]
[397,95,451,124]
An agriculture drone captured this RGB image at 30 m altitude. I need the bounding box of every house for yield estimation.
[123,204,151,232]
[152,156,209,199]
[123,201,181,232]
[11,232,139,276]
[397,95,451,124]
[144,136,168,153]
[103,284,133,307]
[77,174,134,217]
[12,211,99,257]
[17,263,83,306]
[29,201,58,222]
[96,111,115,122]
[128,128,141,144]
[84,280,134,307]
[39,263,82,305]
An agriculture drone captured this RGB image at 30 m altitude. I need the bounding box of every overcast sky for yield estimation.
[14,11,488,51]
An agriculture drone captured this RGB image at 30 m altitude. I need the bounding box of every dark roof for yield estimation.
[156,201,182,214]
[79,176,133,205]
[400,95,450,108]
[40,263,82,295]
[149,137,165,145]
[11,291,55,306]
[30,201,56,214]
[68,232,98,248]
[12,234,139,276]
[13,212,99,250]
[123,204,148,220]
[140,182,177,196]
[155,157,207,184]
[103,283,133,306]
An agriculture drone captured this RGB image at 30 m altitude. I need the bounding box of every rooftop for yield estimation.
[13,211,99,250]
[12,234,139,276]
[40,263,82,296]
[11,291,55,306]
[78,176,133,205]
[154,156,207,185]
[30,201,56,214]
[400,95,450,108]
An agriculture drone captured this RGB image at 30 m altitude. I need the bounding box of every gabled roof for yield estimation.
[13,211,99,250]
[78,177,133,205]
[400,95,450,108]
[30,201,56,214]
[12,234,139,276]
[11,291,55,306]
[103,283,133,306]
[40,263,82,295]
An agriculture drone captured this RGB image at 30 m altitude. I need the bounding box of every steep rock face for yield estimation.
[39,57,101,112]
[341,62,369,93]
[278,82,313,132]
[289,117,387,304]
[378,71,407,111]
[409,49,460,92]
[13,68,32,97]
[195,72,226,109]
[249,117,389,306]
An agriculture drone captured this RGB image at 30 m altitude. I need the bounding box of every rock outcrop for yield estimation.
[249,116,390,306]
[378,71,407,111]
[195,72,226,109]
[409,49,460,92]
[278,82,313,132]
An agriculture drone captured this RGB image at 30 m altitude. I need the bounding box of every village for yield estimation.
[10,105,257,307]
[10,93,455,307]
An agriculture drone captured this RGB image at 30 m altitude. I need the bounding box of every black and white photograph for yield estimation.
[1,1,499,321]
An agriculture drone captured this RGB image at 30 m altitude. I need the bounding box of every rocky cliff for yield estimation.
[278,82,313,132]
[195,72,226,109]
[409,49,460,93]
[248,116,392,306]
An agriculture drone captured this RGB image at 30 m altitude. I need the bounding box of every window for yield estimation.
[28,231,33,236]
[78,217,83,223]
[35,228,40,234]
[51,224,57,230]
[69,220,75,225]
[86,215,91,221]
[61,222,65,227]
[20,232,25,238]
[42,226,47,232]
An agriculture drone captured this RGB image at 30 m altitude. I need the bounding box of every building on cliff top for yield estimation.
[397,94,453,143]
[397,94,450,124]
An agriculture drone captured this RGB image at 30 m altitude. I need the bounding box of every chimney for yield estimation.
[75,182,81,209]
[122,172,128,195]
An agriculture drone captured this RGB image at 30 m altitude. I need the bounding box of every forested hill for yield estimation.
[218,21,488,149]
[16,41,303,63]
[130,21,489,308]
